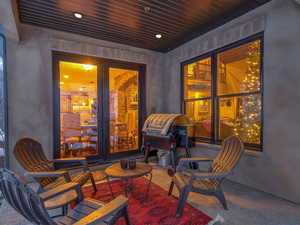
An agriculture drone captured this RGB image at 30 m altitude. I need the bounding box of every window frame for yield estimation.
[181,32,264,151]
[0,33,9,167]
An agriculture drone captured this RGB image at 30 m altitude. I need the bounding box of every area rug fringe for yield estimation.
[207,214,225,225]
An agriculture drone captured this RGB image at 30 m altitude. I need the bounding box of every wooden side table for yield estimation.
[105,162,152,200]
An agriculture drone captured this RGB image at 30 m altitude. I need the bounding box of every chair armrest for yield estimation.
[39,182,80,201]
[52,157,89,171]
[25,170,71,182]
[53,157,88,169]
[192,171,232,179]
[179,157,214,163]
[73,196,128,225]
[53,157,87,164]
[53,157,87,163]
[177,157,214,171]
[25,171,68,178]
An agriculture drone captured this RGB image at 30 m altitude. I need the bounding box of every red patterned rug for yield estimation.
[81,177,212,225]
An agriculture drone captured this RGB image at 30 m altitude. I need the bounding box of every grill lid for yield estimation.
[142,114,191,136]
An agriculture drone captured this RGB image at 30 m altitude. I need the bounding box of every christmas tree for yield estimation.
[233,40,261,144]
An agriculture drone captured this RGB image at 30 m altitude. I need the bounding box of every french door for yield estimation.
[102,62,146,158]
[53,52,146,161]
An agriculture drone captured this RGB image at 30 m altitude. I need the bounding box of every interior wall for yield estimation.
[162,0,300,203]
[6,24,164,174]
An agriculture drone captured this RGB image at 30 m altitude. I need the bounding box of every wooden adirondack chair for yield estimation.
[13,137,99,193]
[0,168,131,225]
[13,137,113,215]
[168,136,244,218]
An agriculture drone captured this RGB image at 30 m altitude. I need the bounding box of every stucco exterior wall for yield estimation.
[6,24,164,174]
[162,0,300,203]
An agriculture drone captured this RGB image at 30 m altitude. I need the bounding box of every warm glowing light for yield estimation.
[64,74,69,79]
[74,12,83,19]
[155,34,162,39]
[79,88,83,91]
[234,40,261,144]
[82,64,95,70]
[60,81,64,85]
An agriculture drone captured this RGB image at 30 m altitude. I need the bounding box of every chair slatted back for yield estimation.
[209,136,244,187]
[13,137,57,187]
[212,136,244,173]
[0,169,55,225]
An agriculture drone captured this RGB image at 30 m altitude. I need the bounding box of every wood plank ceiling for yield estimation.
[17,0,270,52]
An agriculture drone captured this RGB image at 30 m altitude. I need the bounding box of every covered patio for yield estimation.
[1,164,300,225]
[1,0,300,224]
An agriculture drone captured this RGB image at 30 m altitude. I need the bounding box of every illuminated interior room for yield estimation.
[59,62,140,158]
[59,62,98,158]
[184,40,261,147]
[109,68,139,153]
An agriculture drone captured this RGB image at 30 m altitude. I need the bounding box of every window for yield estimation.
[182,35,263,150]
[0,34,8,167]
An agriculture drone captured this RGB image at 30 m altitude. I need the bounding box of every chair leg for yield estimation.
[90,175,97,193]
[51,205,68,219]
[106,176,114,198]
[168,181,174,196]
[215,190,228,210]
[62,204,68,216]
[123,207,131,225]
[175,189,189,218]
[170,150,177,169]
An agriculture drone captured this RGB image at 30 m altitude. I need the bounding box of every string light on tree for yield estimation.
[234,40,261,144]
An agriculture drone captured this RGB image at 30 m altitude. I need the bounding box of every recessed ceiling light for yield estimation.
[155,34,162,39]
[144,6,151,13]
[60,81,64,85]
[74,12,83,19]
[64,75,69,79]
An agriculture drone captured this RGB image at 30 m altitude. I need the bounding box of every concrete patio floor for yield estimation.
[150,166,300,225]
[1,164,300,225]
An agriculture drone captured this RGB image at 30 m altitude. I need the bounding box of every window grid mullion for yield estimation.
[212,53,218,144]
[184,97,212,102]
[216,91,262,100]
[217,90,262,99]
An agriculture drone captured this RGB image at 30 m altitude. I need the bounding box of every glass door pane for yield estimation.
[0,35,6,168]
[59,61,99,158]
[109,68,139,153]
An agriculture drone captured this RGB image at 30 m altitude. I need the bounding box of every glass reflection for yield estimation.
[185,99,212,138]
[184,57,211,99]
[217,40,261,95]
[59,61,98,157]
[219,95,261,144]
[0,36,5,167]
[109,68,139,153]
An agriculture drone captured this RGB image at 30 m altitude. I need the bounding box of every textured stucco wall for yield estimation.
[162,0,300,203]
[0,0,19,41]
[6,24,164,174]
